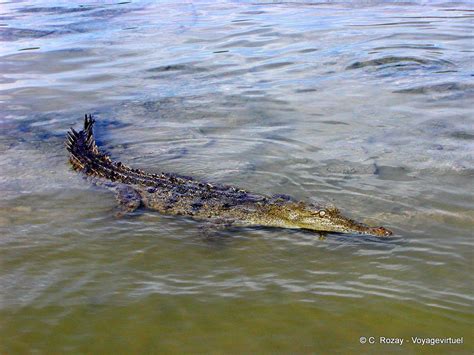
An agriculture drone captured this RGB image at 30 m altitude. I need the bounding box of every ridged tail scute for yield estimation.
[66,114,154,184]
[66,114,111,175]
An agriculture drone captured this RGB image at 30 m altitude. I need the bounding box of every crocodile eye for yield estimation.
[318,210,326,217]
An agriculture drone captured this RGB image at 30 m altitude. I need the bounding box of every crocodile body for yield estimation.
[66,115,392,237]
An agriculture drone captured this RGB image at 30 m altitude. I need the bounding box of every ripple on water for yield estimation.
[346,55,454,72]
[393,81,474,94]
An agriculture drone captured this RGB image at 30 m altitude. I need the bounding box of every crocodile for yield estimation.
[66,115,393,237]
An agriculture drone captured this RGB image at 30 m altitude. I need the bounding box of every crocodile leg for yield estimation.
[115,185,142,217]
[198,218,234,238]
[317,232,327,240]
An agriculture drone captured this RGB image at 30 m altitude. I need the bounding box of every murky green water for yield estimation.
[1,1,473,353]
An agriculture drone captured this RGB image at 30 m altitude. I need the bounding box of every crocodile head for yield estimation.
[264,202,392,237]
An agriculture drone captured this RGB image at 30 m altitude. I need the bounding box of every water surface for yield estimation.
[1,1,473,353]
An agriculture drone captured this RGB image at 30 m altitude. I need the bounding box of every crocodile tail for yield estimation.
[66,114,109,173]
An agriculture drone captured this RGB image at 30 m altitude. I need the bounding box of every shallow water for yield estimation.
[1,1,473,353]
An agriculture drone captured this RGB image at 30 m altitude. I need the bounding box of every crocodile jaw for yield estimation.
[255,203,393,237]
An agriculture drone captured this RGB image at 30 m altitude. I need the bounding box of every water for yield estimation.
[1,1,473,353]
